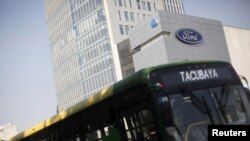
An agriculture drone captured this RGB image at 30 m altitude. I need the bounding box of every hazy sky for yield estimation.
[183,0,250,28]
[0,0,57,132]
[0,0,250,133]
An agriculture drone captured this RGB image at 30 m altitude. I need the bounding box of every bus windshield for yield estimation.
[161,84,249,141]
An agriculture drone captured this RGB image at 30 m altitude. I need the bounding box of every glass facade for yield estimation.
[45,0,116,111]
[44,0,185,111]
[163,0,185,14]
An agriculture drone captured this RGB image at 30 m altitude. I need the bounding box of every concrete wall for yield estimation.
[130,11,231,71]
[224,26,250,87]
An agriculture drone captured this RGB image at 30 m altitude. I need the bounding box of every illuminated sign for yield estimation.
[176,28,203,44]
[160,66,234,87]
[179,68,219,83]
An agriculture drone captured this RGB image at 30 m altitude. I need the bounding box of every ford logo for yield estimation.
[176,28,203,44]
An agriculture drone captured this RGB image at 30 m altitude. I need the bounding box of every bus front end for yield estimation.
[149,61,250,141]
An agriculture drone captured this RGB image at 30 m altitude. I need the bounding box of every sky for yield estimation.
[0,0,250,134]
[0,0,57,132]
[183,0,250,29]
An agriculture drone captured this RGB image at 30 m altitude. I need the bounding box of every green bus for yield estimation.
[9,61,250,141]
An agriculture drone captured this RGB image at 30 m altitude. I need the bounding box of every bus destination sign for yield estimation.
[159,65,235,89]
[179,68,219,83]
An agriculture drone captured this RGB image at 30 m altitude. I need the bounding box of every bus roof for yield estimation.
[9,60,230,141]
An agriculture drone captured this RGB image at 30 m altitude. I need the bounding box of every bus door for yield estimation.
[116,101,158,141]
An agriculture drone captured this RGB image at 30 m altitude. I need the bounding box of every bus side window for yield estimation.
[102,127,121,141]
[82,125,116,141]
[225,87,247,124]
[119,108,157,141]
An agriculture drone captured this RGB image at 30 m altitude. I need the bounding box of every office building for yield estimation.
[0,123,17,141]
[44,0,185,111]
[223,26,250,87]
[163,0,184,14]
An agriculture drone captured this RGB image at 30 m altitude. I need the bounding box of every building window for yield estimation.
[129,0,132,8]
[118,0,122,6]
[154,3,156,11]
[143,14,146,20]
[147,2,151,11]
[130,12,134,22]
[96,0,102,6]
[123,0,127,7]
[89,0,93,10]
[137,0,141,9]
[97,9,104,22]
[125,25,129,35]
[72,12,76,23]
[119,25,124,35]
[142,1,146,10]
[118,10,121,20]
[124,11,129,21]
[114,0,117,6]
[137,13,140,22]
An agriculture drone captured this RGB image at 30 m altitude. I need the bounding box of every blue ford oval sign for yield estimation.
[176,28,203,44]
